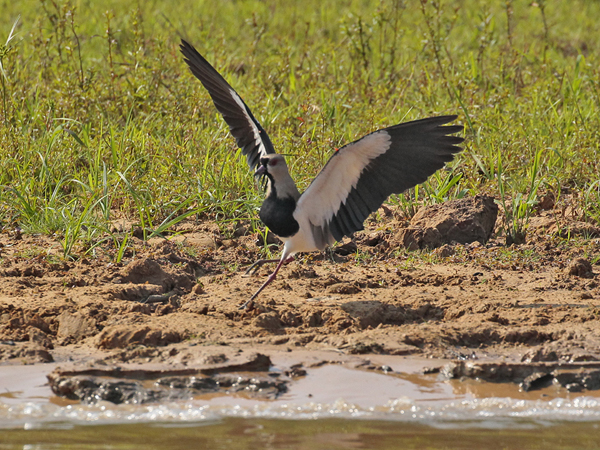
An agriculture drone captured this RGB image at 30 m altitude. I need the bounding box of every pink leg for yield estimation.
[239,256,294,309]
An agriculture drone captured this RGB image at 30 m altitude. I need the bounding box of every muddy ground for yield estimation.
[1,199,600,399]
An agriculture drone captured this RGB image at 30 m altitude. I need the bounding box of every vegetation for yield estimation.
[0,0,598,258]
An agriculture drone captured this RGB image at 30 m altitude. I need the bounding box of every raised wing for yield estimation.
[295,115,464,249]
[180,39,276,170]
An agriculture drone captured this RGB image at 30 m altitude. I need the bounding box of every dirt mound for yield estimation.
[397,195,498,250]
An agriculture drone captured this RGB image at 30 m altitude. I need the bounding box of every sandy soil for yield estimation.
[1,205,599,393]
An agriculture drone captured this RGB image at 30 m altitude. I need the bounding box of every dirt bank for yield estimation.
[1,204,599,396]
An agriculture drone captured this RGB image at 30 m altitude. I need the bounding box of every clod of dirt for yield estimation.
[521,372,553,391]
[28,327,53,349]
[114,257,195,300]
[538,192,556,210]
[164,233,218,250]
[0,342,53,363]
[48,368,286,405]
[397,195,498,250]
[327,281,361,295]
[96,324,182,349]
[57,312,95,343]
[434,243,455,257]
[341,301,385,329]
[443,360,600,392]
[47,352,277,404]
[192,283,205,294]
[255,231,281,247]
[253,312,283,332]
[565,257,594,278]
[334,241,358,255]
[557,222,600,239]
[398,227,443,251]
[530,217,600,239]
[119,258,168,285]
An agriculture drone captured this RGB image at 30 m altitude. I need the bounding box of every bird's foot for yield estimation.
[238,299,255,310]
[243,258,280,277]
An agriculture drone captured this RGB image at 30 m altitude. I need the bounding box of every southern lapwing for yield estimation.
[180,39,464,307]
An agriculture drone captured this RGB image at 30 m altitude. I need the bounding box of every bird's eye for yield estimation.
[269,159,278,166]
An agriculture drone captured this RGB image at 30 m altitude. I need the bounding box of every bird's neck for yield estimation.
[266,174,300,201]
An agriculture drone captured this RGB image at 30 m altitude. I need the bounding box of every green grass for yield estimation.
[1,0,599,258]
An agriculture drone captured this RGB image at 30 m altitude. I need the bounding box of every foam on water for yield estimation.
[3,363,600,429]
[3,394,600,429]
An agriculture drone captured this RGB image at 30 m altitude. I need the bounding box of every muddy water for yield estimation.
[2,359,600,448]
[1,419,600,449]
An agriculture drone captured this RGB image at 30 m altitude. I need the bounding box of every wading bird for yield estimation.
[180,40,464,308]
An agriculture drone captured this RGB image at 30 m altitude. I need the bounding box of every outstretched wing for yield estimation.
[180,39,276,170]
[295,115,464,249]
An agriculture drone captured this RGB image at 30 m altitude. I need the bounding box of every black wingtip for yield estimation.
[179,38,190,54]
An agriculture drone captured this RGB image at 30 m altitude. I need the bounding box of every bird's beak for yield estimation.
[254,164,267,178]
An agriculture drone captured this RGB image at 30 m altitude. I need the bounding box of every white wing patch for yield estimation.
[230,88,266,156]
[295,130,392,229]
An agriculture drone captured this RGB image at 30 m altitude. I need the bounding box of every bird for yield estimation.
[179,39,464,308]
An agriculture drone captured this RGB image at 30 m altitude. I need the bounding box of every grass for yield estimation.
[0,0,599,259]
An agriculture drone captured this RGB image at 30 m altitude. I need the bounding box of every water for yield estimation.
[1,419,600,449]
[2,361,600,448]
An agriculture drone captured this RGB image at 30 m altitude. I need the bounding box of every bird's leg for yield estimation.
[239,255,294,310]
[244,255,294,276]
[243,258,281,277]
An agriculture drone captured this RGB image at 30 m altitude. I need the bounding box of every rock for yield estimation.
[397,195,498,250]
[565,258,594,278]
